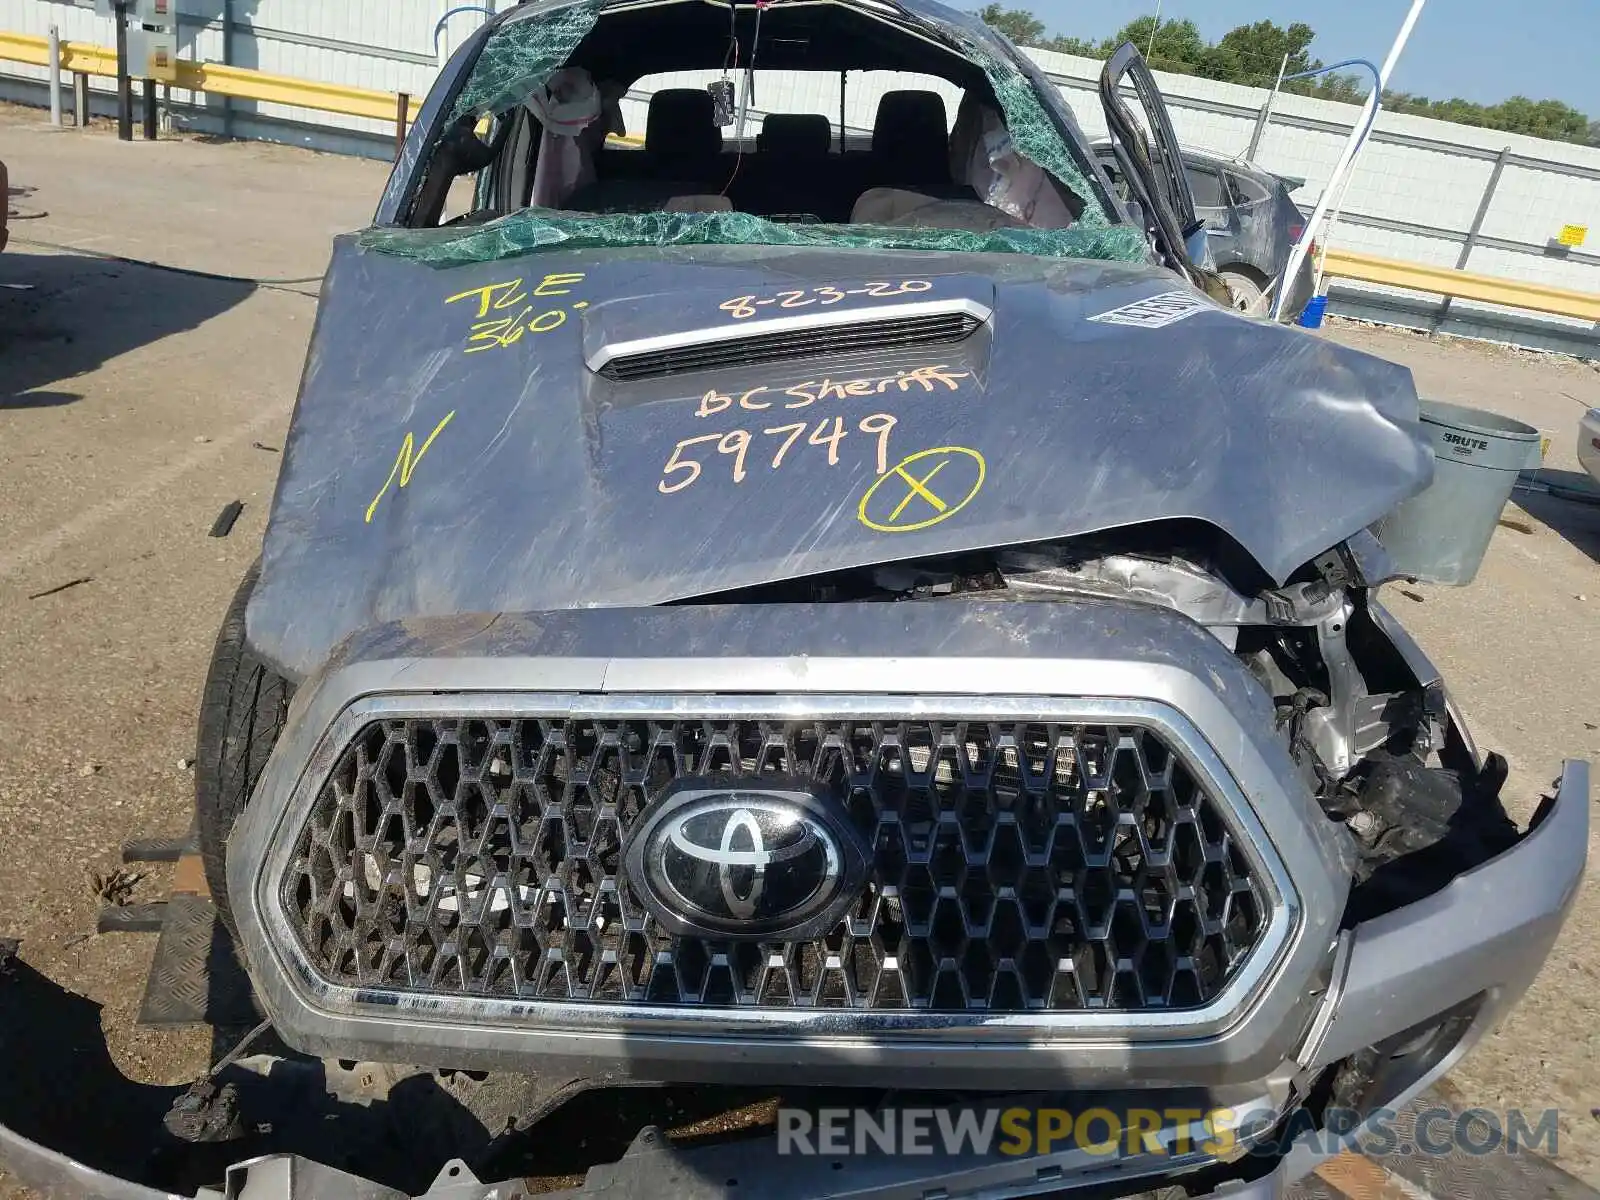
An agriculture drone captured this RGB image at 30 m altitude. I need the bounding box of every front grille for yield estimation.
[282,715,1267,1013]
[596,311,981,381]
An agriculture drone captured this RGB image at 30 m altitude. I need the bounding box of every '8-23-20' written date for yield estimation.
[718,280,932,319]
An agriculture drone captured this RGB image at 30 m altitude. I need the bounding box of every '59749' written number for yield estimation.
[659,414,897,494]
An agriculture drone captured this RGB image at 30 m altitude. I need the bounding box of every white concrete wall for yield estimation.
[4,2,1596,350]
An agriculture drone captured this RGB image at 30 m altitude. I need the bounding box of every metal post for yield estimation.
[1272,0,1428,319]
[142,77,158,140]
[1245,52,1289,162]
[221,0,235,139]
[74,71,90,129]
[395,92,411,159]
[838,70,846,154]
[47,25,63,127]
[1435,144,1513,328]
[114,2,133,141]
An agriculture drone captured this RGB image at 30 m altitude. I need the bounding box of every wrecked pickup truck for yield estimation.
[2,0,1587,1197]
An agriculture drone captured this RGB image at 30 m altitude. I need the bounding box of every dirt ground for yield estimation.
[1,105,1597,1192]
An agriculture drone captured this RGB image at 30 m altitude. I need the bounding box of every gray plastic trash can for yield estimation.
[1373,399,1542,585]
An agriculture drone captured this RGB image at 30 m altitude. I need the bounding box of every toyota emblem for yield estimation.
[623,781,870,940]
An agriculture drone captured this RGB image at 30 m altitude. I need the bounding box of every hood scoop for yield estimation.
[583,278,995,383]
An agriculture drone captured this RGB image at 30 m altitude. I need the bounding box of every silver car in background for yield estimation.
[1096,142,1318,319]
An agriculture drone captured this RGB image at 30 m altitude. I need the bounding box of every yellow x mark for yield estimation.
[887,459,950,521]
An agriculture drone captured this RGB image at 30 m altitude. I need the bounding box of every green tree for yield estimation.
[1112,15,1207,75]
[976,3,1045,46]
[1213,20,1317,85]
[1044,34,1105,57]
[967,5,1597,145]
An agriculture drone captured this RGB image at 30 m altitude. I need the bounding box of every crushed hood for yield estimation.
[250,238,1432,677]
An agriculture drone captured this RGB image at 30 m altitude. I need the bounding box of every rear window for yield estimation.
[621,70,961,149]
[1225,170,1273,207]
[1184,165,1226,210]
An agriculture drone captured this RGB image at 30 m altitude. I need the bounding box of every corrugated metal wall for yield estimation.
[3,1,1596,349]
[2,0,510,154]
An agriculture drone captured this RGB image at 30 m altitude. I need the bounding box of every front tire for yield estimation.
[195,560,294,936]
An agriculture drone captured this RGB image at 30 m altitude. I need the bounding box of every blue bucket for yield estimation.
[1297,294,1329,329]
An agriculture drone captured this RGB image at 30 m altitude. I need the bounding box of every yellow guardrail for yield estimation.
[1,29,118,76]
[1321,249,1600,323]
[0,31,419,123]
[186,60,423,123]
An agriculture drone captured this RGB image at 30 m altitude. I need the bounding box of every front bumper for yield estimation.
[1304,757,1588,1073]
[0,625,1587,1198]
[0,1105,1298,1199]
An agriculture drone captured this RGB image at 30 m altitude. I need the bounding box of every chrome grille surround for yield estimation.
[254,693,1296,1039]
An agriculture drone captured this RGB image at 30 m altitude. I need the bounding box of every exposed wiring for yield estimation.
[721,0,768,197]
[10,235,323,296]
[721,0,739,74]
[717,28,743,195]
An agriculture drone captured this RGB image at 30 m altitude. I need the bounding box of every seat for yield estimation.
[756,113,833,160]
[570,89,725,212]
[746,113,837,216]
[663,194,734,213]
[851,187,1023,231]
[645,88,723,175]
[870,90,951,187]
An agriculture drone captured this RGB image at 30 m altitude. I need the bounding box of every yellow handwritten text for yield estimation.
[858,446,986,534]
[696,364,969,418]
[659,413,898,495]
[719,280,933,319]
[365,411,457,523]
[444,272,588,353]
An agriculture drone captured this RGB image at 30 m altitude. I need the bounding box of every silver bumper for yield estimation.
[1304,757,1589,1074]
[0,1112,1297,1199]
[1,764,1586,1198]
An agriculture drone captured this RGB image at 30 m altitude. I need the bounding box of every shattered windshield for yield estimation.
[366,0,1149,267]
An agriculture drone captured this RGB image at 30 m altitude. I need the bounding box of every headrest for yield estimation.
[646,89,722,161]
[871,90,951,183]
[757,113,833,158]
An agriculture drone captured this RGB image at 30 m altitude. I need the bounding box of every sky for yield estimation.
[1024,0,1600,115]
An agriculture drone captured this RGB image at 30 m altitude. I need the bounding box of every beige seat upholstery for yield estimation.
[850,186,1026,231]
[664,194,735,213]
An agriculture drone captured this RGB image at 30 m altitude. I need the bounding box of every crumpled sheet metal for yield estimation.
[359,208,1151,268]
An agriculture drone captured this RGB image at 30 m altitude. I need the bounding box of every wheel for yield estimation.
[1218,268,1266,315]
[195,560,295,937]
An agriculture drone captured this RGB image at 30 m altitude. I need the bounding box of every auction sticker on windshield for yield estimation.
[1089,290,1214,329]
